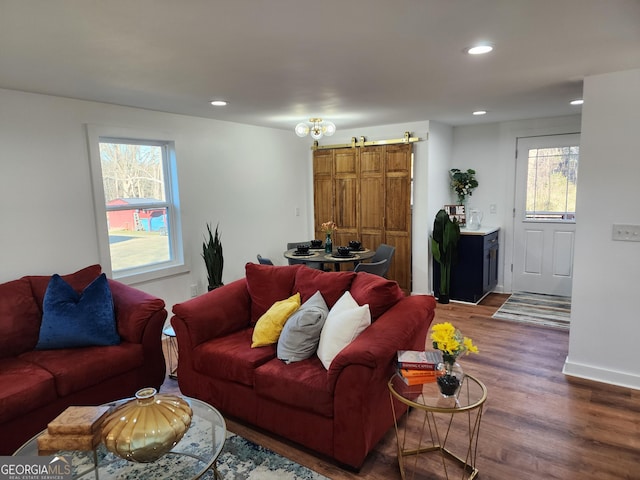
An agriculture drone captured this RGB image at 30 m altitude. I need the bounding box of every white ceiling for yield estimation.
[2,0,640,131]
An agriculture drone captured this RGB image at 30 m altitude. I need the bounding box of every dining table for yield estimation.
[284,247,375,271]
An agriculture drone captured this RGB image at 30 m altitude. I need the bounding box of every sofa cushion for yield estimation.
[36,273,120,350]
[0,357,57,424]
[317,291,371,370]
[277,291,329,364]
[254,356,334,418]
[293,268,356,308]
[350,272,405,320]
[245,263,302,325]
[0,278,42,358]
[252,293,300,348]
[19,343,143,397]
[193,329,276,387]
[27,264,103,313]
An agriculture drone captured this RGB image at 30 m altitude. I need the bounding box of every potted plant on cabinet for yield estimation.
[431,209,461,304]
[450,168,478,205]
[202,223,223,291]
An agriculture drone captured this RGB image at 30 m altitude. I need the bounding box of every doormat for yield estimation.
[492,291,571,329]
[212,432,330,480]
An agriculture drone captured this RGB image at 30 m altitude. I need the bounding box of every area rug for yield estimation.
[492,291,571,329]
[211,432,330,480]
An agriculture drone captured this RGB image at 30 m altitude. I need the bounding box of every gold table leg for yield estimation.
[391,393,483,480]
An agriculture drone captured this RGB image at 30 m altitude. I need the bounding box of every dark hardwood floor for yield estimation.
[161,294,640,479]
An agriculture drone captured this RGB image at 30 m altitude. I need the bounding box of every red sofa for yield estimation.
[171,263,436,469]
[0,265,167,455]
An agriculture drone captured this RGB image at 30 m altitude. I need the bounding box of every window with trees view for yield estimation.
[87,126,184,281]
[526,145,579,221]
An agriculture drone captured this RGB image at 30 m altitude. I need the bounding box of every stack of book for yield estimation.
[396,350,444,385]
[37,405,111,455]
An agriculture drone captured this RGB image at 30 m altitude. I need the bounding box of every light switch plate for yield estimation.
[612,224,640,242]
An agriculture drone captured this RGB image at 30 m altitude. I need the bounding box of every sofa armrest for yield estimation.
[108,279,166,344]
[171,278,252,348]
[327,294,436,390]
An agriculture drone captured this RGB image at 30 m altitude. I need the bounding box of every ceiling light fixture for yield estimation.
[472,110,488,116]
[294,118,336,140]
[210,100,228,106]
[570,99,584,105]
[466,44,494,55]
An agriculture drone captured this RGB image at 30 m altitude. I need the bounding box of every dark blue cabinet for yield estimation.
[433,228,499,303]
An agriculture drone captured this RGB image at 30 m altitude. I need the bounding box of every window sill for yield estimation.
[113,263,190,286]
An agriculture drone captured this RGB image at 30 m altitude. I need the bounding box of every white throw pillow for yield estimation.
[317,291,371,370]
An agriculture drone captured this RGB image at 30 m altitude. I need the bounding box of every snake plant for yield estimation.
[202,223,224,290]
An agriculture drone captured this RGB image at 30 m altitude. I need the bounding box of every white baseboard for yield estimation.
[563,357,640,391]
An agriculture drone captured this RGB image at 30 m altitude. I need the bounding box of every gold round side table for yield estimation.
[388,372,487,480]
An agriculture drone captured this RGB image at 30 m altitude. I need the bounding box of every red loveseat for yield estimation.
[0,265,167,455]
[171,263,436,469]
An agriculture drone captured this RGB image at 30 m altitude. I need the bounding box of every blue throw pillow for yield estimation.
[36,273,120,349]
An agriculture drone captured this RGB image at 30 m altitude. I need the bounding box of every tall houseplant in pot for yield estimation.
[431,209,461,304]
[202,223,223,291]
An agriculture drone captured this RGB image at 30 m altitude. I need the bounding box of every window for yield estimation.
[525,144,579,222]
[87,126,185,283]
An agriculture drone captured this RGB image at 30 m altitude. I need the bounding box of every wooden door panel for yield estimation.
[313,150,334,240]
[386,145,412,173]
[313,150,333,176]
[385,232,411,292]
[313,177,333,240]
[360,233,382,252]
[360,147,383,174]
[335,149,357,175]
[335,177,357,231]
[360,177,384,230]
[385,176,410,231]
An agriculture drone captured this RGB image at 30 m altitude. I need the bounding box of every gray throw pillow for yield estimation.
[277,290,329,364]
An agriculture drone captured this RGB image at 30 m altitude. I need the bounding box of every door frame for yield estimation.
[509,132,580,296]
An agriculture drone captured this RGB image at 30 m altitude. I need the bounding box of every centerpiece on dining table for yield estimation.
[321,221,338,253]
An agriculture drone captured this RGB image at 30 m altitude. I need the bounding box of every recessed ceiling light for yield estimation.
[473,110,487,116]
[210,100,228,106]
[570,99,584,105]
[466,44,494,55]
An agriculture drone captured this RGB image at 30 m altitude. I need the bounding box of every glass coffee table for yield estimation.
[388,372,487,480]
[14,396,226,480]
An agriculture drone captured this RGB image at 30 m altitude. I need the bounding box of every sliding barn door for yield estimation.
[313,143,412,292]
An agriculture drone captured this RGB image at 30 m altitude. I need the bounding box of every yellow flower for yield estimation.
[463,337,479,354]
[430,322,478,358]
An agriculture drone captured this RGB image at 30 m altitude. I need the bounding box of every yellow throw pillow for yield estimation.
[251,293,301,348]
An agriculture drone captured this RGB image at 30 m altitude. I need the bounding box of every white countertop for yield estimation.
[460,226,499,236]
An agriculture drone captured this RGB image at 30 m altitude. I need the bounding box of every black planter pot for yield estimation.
[438,294,450,304]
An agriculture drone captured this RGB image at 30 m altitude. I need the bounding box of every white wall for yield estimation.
[451,115,582,293]
[0,88,310,310]
[564,68,640,389]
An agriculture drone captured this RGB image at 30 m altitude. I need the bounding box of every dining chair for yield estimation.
[353,259,388,276]
[256,254,274,265]
[366,244,395,277]
[286,242,324,270]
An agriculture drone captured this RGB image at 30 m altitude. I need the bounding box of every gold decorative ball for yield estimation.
[101,387,193,463]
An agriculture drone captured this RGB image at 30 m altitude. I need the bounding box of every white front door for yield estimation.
[512,134,580,296]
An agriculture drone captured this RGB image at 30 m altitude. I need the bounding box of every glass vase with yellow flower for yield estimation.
[430,322,479,397]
